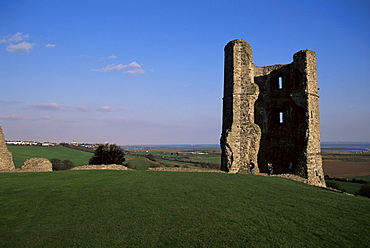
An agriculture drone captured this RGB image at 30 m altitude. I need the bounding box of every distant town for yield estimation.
[6,140,99,150]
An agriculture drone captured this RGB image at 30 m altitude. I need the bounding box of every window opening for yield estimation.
[279,112,284,123]
[278,76,283,89]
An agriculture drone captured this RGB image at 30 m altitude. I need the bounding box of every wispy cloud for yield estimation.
[0,32,29,43]
[24,102,122,113]
[125,68,145,74]
[45,44,56,48]
[92,62,142,72]
[25,103,64,111]
[97,106,116,112]
[75,106,91,112]
[0,114,54,121]
[107,55,117,59]
[33,115,54,121]
[0,114,29,120]
[96,106,125,112]
[6,41,34,53]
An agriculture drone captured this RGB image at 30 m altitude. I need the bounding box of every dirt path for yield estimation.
[323,160,370,178]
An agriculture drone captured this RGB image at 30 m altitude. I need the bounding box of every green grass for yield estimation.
[348,175,370,181]
[124,155,156,170]
[7,145,92,168]
[326,180,364,194]
[1,171,369,247]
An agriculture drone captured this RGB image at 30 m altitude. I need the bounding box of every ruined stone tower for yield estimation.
[0,126,15,170]
[221,39,325,187]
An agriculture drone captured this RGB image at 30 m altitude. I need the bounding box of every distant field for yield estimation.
[7,145,92,168]
[321,150,370,162]
[1,171,369,247]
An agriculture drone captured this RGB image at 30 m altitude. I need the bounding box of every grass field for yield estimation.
[1,170,369,247]
[7,145,93,168]
[321,150,370,162]
[325,180,364,194]
[7,145,370,195]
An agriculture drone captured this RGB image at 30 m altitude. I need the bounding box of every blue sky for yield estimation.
[1,0,369,144]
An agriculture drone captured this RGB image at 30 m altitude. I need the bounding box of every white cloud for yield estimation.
[0,32,29,43]
[107,55,117,59]
[45,44,56,47]
[92,62,141,72]
[6,42,34,53]
[125,68,145,74]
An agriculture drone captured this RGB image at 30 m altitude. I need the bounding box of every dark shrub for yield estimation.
[89,144,125,165]
[51,158,75,171]
[62,160,74,170]
[50,158,62,171]
[145,154,156,162]
[326,181,347,192]
[355,183,370,198]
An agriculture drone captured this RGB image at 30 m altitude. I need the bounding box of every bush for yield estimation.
[145,154,156,162]
[326,181,347,192]
[51,158,75,171]
[125,162,137,170]
[89,144,125,165]
[355,183,370,198]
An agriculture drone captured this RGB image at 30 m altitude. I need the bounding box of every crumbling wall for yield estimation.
[221,39,325,187]
[0,127,15,171]
[22,158,52,172]
[221,39,261,173]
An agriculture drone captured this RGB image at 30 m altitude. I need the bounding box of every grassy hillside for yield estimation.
[1,171,369,247]
[7,145,92,168]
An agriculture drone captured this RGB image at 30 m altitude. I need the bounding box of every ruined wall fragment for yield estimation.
[0,127,15,171]
[22,158,52,172]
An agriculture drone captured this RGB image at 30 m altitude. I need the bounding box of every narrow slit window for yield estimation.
[279,112,284,123]
[278,77,283,89]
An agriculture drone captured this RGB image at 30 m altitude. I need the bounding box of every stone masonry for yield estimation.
[0,126,15,170]
[221,39,326,187]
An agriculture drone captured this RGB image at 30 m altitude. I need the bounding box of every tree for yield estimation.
[89,143,125,165]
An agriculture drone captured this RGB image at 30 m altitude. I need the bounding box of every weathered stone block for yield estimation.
[22,158,52,172]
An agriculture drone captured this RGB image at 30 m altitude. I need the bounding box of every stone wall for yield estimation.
[221,39,326,187]
[0,127,15,171]
[21,158,52,172]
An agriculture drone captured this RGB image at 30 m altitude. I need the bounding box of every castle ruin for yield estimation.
[220,39,325,187]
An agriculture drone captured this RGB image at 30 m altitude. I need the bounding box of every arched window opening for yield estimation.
[278,77,283,89]
[279,111,284,123]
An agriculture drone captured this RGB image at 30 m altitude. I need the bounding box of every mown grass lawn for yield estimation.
[1,170,369,247]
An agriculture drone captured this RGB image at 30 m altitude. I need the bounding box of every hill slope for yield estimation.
[7,145,92,168]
